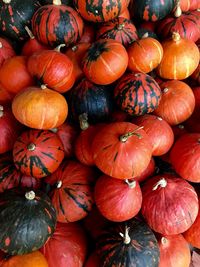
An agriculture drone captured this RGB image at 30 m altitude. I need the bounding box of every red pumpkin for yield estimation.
[78,23,95,44]
[85,251,101,267]
[92,122,152,179]
[45,160,95,222]
[170,133,200,182]
[142,174,199,235]
[74,0,128,22]
[0,105,22,154]
[27,48,75,93]
[153,80,195,125]
[119,7,130,19]
[133,157,155,183]
[0,56,34,95]
[158,234,191,267]
[40,222,88,267]
[13,129,65,178]
[180,0,200,11]
[127,37,163,73]
[65,43,91,82]
[96,17,138,47]
[82,39,128,85]
[95,175,142,222]
[132,114,174,156]
[32,3,84,47]
[0,37,15,67]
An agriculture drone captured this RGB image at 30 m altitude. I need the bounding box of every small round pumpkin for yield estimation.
[0,37,16,67]
[12,85,68,130]
[157,32,200,80]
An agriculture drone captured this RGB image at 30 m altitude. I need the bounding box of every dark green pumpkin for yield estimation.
[0,0,41,41]
[130,0,175,21]
[67,78,114,124]
[0,189,56,255]
[97,218,160,267]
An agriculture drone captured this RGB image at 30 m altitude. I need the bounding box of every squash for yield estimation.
[0,37,16,67]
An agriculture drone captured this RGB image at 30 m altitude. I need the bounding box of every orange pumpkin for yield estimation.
[12,85,68,129]
[157,32,199,80]
[119,7,130,19]
[127,37,163,73]
[1,251,48,267]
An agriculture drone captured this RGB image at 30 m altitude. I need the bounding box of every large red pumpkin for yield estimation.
[40,222,88,267]
[94,175,142,222]
[13,129,65,178]
[141,174,199,235]
[45,160,96,222]
[92,122,152,179]
[170,133,200,183]
[0,37,16,67]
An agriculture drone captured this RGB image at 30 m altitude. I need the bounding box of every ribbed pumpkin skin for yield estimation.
[31,5,83,47]
[0,37,16,67]
[0,0,41,41]
[180,0,200,11]
[74,0,128,22]
[45,160,95,222]
[141,174,199,235]
[157,11,200,43]
[0,189,56,255]
[13,129,65,178]
[130,0,175,21]
[114,72,161,116]
[97,218,160,267]
[96,17,138,46]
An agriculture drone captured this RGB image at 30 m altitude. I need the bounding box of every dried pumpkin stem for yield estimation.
[172,32,181,42]
[125,179,136,188]
[25,26,34,39]
[152,178,167,191]
[41,84,47,90]
[117,23,125,30]
[142,32,149,39]
[57,180,62,188]
[161,237,168,245]
[119,226,131,244]
[120,126,144,142]
[53,0,62,5]
[0,105,3,117]
[72,45,78,52]
[54,44,66,52]
[25,191,36,200]
[50,128,58,133]
[0,42,2,49]
[27,143,36,151]
[79,113,89,130]
[2,0,11,4]
[174,0,182,17]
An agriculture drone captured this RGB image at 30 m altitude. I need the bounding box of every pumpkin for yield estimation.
[68,78,113,124]
[27,47,75,93]
[40,222,88,267]
[191,63,200,85]
[170,133,200,183]
[130,0,175,21]
[13,129,65,178]
[156,32,200,80]
[73,0,128,22]
[0,105,22,154]
[0,154,41,192]
[12,85,68,130]
[0,0,41,41]
[0,189,56,255]
[41,0,73,5]
[78,22,95,43]
[82,39,128,85]
[158,234,191,267]
[96,17,138,47]
[65,43,91,82]
[132,114,174,156]
[157,11,200,43]
[31,1,84,47]
[94,175,142,222]
[85,251,101,267]
[45,160,95,222]
[141,174,199,235]
[133,157,155,183]
[153,80,195,125]
[127,37,163,73]
[179,0,200,11]
[0,56,34,95]
[114,72,161,116]
[1,251,48,267]
[92,122,152,179]
[0,37,16,67]
[119,7,130,19]
[97,218,160,267]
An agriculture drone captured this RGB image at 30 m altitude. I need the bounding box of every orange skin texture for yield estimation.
[158,234,191,267]
[0,56,34,95]
[157,35,200,80]
[128,37,163,73]
[153,80,195,125]
[184,207,200,248]
[180,0,200,11]
[1,251,48,267]
[0,37,16,67]
[12,86,68,130]
[119,7,130,19]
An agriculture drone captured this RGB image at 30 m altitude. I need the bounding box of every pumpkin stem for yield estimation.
[161,237,168,245]
[79,113,89,130]
[172,32,181,42]
[142,32,149,39]
[25,191,36,200]
[54,44,66,52]
[2,0,11,3]
[72,45,78,52]
[27,143,36,151]
[25,26,34,39]
[163,88,169,93]
[53,0,62,5]
[50,128,58,133]
[117,23,125,30]
[119,126,144,142]
[41,84,47,90]
[119,226,131,244]
[156,116,163,121]
[174,0,182,17]
[152,178,167,191]
[178,124,184,129]
[0,105,3,117]
[0,42,2,49]
[56,180,62,188]
[125,179,136,188]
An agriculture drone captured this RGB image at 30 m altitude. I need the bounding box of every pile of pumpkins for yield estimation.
[0,0,200,266]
